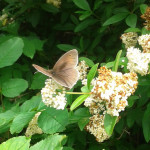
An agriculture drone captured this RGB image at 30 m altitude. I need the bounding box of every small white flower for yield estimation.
[138,34,150,53]
[121,32,138,49]
[41,79,66,110]
[76,60,89,82]
[126,47,150,76]
[86,114,110,142]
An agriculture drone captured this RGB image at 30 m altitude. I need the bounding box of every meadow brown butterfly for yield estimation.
[32,49,79,89]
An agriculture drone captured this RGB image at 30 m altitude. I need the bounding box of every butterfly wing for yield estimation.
[32,49,79,88]
[52,68,79,88]
[32,64,52,77]
[52,49,79,88]
[53,49,78,72]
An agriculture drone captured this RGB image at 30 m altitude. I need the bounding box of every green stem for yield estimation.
[66,92,91,95]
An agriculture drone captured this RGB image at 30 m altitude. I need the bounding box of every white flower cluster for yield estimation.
[84,67,138,116]
[76,60,89,81]
[85,96,106,115]
[46,0,61,8]
[120,32,138,49]
[138,34,150,53]
[41,79,66,110]
[84,67,138,142]
[25,112,43,137]
[86,114,110,142]
[127,47,150,76]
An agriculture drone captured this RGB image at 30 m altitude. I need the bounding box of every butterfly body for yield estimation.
[32,49,79,89]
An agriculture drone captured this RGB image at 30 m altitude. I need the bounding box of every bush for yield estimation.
[0,0,150,149]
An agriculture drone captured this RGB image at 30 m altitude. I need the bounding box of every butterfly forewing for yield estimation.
[32,64,52,77]
[53,49,78,73]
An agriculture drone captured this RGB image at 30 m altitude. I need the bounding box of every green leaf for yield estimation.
[94,0,103,10]
[104,57,127,68]
[104,114,117,136]
[27,10,40,27]
[38,108,69,134]
[112,50,122,72]
[0,106,20,127]
[79,57,94,67]
[21,96,42,112]
[125,14,137,28]
[70,94,90,111]
[30,73,48,90]
[87,63,99,89]
[10,112,36,134]
[30,134,66,150]
[79,11,92,21]
[126,110,136,128]
[69,108,90,130]
[2,78,28,98]
[142,103,150,142]
[57,44,79,52]
[32,38,45,51]
[141,27,150,34]
[70,108,90,123]
[138,76,150,86]
[23,37,45,59]
[0,35,14,44]
[103,13,128,26]
[13,69,22,78]
[127,96,139,108]
[0,136,30,150]
[115,118,124,134]
[0,122,11,134]
[75,19,98,32]
[1,22,20,35]
[70,15,79,25]
[73,0,91,11]
[78,118,89,131]
[125,27,141,33]
[0,37,24,68]
[0,67,13,88]
[22,37,36,59]
[140,4,148,14]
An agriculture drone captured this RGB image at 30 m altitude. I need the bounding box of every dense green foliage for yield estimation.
[0,0,150,149]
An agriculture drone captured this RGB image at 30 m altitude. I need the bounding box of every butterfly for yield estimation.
[32,49,79,89]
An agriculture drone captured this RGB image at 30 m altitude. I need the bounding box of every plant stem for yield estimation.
[66,92,91,95]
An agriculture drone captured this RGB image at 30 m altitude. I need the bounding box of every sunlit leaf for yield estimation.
[38,108,69,134]
[0,37,23,68]
[0,136,30,150]
[104,114,117,136]
[30,134,66,150]
[70,94,90,111]
[2,78,28,97]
